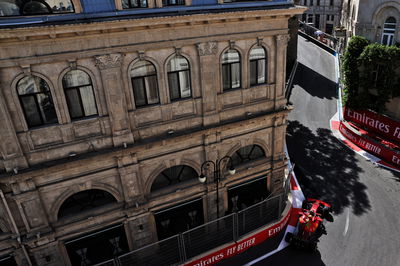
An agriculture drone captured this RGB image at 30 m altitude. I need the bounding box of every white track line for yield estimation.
[343,208,350,236]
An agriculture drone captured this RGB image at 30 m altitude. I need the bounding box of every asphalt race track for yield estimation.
[219,36,400,266]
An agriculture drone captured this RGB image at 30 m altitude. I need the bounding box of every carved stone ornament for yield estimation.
[68,60,77,70]
[196,42,218,56]
[175,47,182,56]
[95,53,123,70]
[276,34,290,45]
[138,51,145,60]
[257,37,263,46]
[20,65,31,74]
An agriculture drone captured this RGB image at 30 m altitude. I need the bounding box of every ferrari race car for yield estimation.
[285,198,334,251]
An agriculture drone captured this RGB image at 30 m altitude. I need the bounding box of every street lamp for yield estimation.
[198,156,236,218]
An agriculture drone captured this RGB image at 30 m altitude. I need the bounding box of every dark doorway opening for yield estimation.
[155,198,204,240]
[227,176,270,213]
[326,23,333,34]
[65,224,129,266]
[0,255,17,266]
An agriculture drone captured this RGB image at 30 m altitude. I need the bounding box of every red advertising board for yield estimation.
[339,122,400,167]
[184,209,294,266]
[344,108,400,144]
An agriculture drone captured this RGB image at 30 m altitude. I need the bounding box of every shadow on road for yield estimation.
[254,247,326,266]
[390,169,400,182]
[286,120,371,216]
[293,63,337,100]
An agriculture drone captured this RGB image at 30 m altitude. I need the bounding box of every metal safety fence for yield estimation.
[95,177,291,266]
[118,235,182,266]
[237,194,281,238]
[183,213,235,260]
[299,21,339,51]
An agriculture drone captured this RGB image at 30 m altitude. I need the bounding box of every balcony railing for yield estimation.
[94,175,291,266]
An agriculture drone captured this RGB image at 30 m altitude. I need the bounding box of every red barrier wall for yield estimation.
[184,208,295,266]
[344,108,400,144]
[339,122,400,167]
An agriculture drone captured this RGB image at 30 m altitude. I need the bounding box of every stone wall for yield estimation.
[0,6,303,265]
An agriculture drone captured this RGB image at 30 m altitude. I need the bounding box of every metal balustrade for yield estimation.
[182,213,236,260]
[95,175,291,266]
[237,194,281,238]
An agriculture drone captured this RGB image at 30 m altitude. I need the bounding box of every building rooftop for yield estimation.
[0,0,294,28]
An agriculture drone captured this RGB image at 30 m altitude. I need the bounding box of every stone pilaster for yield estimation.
[31,241,64,266]
[0,90,28,172]
[196,42,220,127]
[94,53,134,147]
[126,213,154,250]
[117,153,144,206]
[275,34,290,108]
[11,185,50,234]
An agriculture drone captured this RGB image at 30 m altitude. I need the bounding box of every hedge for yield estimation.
[342,36,400,112]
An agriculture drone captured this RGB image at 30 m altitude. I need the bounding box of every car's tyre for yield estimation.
[321,206,334,222]
[285,232,293,243]
[325,212,334,222]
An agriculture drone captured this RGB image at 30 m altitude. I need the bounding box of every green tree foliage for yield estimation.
[342,36,400,112]
[342,36,369,108]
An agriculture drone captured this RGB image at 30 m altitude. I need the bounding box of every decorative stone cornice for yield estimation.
[196,42,218,56]
[94,53,123,70]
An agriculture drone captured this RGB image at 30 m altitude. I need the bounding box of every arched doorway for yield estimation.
[151,165,204,240]
[227,145,269,213]
[59,190,128,266]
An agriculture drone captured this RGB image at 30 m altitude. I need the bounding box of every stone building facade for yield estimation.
[341,0,400,45]
[0,1,304,265]
[299,0,342,34]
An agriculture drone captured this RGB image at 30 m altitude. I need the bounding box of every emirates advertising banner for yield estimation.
[184,209,293,266]
[339,122,400,167]
[344,108,400,144]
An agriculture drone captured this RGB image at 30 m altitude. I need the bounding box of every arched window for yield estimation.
[58,189,117,219]
[249,46,267,86]
[17,75,58,128]
[62,70,98,120]
[381,17,397,46]
[222,49,241,90]
[130,60,160,107]
[0,0,74,17]
[167,55,191,101]
[151,165,198,193]
[231,145,266,166]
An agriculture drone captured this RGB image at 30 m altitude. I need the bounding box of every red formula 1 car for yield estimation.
[285,198,334,251]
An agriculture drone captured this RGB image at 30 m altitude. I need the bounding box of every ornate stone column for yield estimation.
[196,42,220,126]
[94,53,134,147]
[274,34,290,109]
